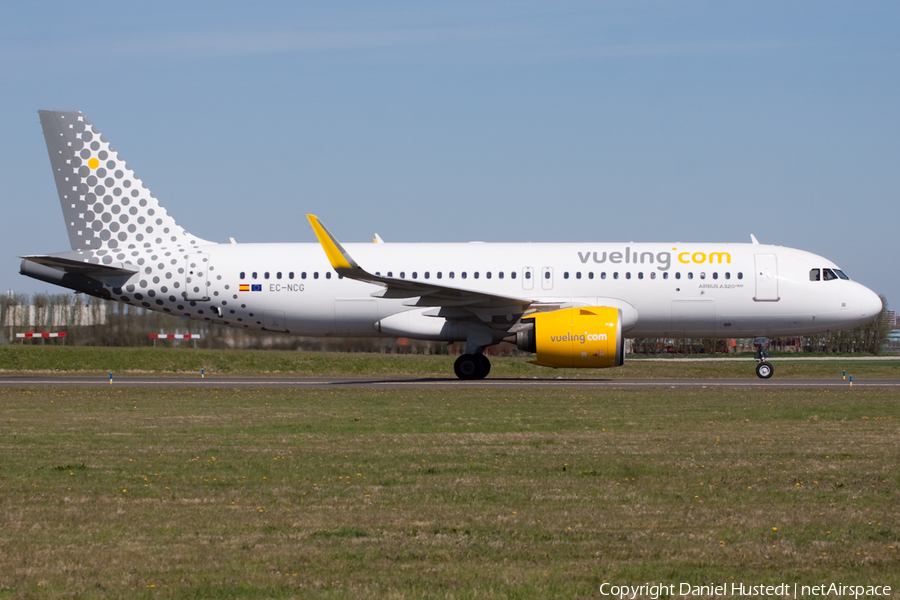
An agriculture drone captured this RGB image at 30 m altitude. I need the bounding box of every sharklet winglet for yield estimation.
[306,215,360,273]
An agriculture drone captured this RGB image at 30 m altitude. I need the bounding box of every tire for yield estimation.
[475,353,491,379]
[454,354,491,380]
[756,361,774,379]
[454,354,479,380]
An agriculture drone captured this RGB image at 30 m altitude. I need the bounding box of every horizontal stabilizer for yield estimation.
[20,254,137,278]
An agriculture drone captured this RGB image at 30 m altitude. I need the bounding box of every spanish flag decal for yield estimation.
[239,284,250,292]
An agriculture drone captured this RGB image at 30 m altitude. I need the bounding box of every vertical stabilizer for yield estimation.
[39,110,210,253]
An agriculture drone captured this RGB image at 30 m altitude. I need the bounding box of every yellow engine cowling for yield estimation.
[517,307,624,369]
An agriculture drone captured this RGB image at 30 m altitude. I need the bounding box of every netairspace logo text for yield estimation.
[598,582,892,599]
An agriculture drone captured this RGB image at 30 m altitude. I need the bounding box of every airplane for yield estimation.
[21,110,883,379]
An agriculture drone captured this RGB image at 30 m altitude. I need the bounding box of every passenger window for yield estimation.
[437,272,442,279]
[449,272,455,279]
[576,272,582,279]
[277,272,282,279]
[564,272,570,279]
[301,272,307,279]
[462,272,467,279]
[823,268,838,281]
[810,269,820,281]
[314,272,319,279]
[544,272,550,279]
[688,273,694,280]
[424,272,430,279]
[240,272,245,280]
[650,272,656,280]
[400,272,406,279]
[412,272,417,279]
[725,272,730,280]
[613,272,619,279]
[737,273,743,280]
[511,272,516,279]
[663,272,668,280]
[588,272,594,279]
[289,272,294,279]
[498,272,504,279]
[601,272,606,279]
[486,272,491,279]
[252,272,258,279]
[387,271,393,277]
[626,272,631,279]
[264,272,270,279]
[474,272,479,279]
[326,272,331,279]
[700,272,706,280]
[675,273,681,280]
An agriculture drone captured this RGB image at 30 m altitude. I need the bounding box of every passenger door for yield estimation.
[753,254,779,302]
[184,253,210,301]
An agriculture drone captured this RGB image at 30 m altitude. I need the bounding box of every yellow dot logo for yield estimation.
[88,158,99,169]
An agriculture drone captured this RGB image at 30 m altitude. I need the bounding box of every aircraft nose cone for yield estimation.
[859,286,883,319]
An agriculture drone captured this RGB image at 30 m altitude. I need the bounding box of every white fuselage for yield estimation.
[158,240,879,340]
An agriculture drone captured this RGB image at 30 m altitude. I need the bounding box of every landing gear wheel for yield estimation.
[756,361,774,379]
[475,353,491,378]
[454,354,479,380]
[454,354,490,380]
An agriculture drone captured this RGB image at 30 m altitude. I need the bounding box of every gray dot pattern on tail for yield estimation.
[40,110,217,315]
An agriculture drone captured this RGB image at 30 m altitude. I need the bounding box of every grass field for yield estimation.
[0,383,897,599]
[1,346,899,380]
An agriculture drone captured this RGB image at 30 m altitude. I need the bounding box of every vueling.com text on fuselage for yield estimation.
[577,248,731,271]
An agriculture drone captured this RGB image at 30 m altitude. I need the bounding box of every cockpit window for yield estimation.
[823,268,838,281]
[809,269,820,281]
[834,269,849,280]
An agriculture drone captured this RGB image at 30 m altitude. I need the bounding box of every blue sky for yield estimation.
[2,1,898,310]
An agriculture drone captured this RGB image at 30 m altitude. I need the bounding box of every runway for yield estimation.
[0,376,897,389]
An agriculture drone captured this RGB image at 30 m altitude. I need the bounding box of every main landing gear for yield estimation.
[454,353,491,380]
[755,348,774,379]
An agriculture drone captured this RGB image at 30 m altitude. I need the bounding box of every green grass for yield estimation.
[0,385,897,598]
[1,346,899,379]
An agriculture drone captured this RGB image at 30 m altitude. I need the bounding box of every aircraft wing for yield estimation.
[307,215,532,315]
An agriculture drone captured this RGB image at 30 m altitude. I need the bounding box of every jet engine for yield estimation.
[516,306,624,369]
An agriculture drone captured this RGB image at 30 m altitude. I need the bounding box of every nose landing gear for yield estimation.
[755,348,774,379]
[454,353,491,380]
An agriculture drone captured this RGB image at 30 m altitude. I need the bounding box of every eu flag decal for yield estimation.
[251,284,262,292]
